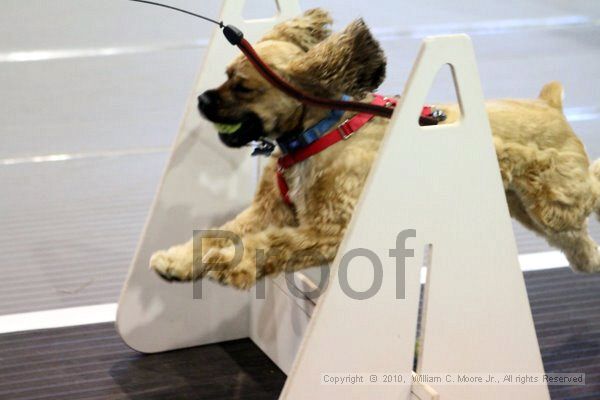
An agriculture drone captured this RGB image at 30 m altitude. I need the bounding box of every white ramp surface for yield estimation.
[116,0,301,353]
[282,35,549,400]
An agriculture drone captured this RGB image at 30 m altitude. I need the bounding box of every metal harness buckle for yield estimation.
[337,119,353,140]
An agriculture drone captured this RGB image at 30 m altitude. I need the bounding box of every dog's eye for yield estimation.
[234,83,253,94]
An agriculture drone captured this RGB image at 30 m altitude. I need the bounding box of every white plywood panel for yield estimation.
[409,36,548,400]
[116,0,301,353]
[250,276,313,374]
[282,35,548,399]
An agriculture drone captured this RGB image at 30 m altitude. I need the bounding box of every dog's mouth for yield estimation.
[210,112,266,148]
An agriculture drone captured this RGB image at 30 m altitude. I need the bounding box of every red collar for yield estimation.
[276,94,440,206]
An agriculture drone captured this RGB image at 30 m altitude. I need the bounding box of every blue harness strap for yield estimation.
[277,95,351,154]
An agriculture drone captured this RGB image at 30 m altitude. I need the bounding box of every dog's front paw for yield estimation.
[150,249,193,282]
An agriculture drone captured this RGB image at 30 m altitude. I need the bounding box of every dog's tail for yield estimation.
[538,81,564,111]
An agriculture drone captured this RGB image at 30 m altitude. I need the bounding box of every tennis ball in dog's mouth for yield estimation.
[213,122,242,134]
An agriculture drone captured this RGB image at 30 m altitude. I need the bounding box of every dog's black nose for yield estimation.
[198,90,220,117]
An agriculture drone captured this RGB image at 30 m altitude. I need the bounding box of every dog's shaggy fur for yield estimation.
[151,9,600,288]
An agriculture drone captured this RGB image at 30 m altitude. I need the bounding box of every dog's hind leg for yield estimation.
[546,225,600,273]
[507,144,600,273]
[505,189,600,272]
[506,190,544,235]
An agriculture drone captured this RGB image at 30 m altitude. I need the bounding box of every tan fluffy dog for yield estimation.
[150,9,600,288]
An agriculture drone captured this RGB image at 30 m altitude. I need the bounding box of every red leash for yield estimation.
[128,3,439,123]
[126,3,443,206]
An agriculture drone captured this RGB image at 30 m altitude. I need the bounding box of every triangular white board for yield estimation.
[116,0,301,353]
[281,35,550,399]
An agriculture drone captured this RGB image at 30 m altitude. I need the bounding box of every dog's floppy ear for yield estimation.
[287,19,386,99]
[259,8,332,51]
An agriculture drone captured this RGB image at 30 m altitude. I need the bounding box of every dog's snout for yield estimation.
[197,91,213,108]
[198,90,220,117]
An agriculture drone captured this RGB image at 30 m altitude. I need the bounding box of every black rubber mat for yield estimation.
[525,267,600,399]
[0,324,285,400]
[0,267,598,399]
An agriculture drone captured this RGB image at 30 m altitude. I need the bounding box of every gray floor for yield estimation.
[1,0,600,315]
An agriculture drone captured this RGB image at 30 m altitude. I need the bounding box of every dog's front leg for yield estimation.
[204,224,342,289]
[150,202,292,281]
[151,161,296,281]
[148,210,267,282]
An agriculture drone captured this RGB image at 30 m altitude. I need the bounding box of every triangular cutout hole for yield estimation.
[419,63,461,126]
[243,0,278,21]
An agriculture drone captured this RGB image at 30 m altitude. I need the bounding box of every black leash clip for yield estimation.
[251,138,276,157]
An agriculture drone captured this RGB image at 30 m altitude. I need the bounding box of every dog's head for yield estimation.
[198,9,386,148]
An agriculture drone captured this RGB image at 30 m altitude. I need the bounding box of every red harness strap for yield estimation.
[276,95,437,206]
[276,94,395,205]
